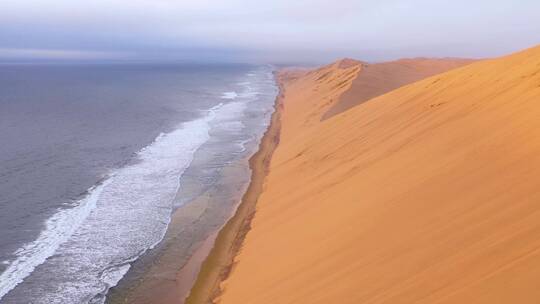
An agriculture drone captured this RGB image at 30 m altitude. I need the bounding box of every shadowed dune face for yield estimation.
[322,58,475,120]
[216,45,540,304]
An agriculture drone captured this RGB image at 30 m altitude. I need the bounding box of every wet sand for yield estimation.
[106,165,249,304]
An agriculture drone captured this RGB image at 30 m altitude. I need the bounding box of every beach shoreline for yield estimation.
[184,71,284,304]
[105,67,278,304]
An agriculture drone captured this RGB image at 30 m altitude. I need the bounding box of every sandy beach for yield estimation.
[184,71,286,304]
[185,45,540,304]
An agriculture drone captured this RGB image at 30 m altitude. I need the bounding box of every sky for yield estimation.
[1,0,539,63]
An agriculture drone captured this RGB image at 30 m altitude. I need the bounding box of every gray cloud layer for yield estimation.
[1,0,539,63]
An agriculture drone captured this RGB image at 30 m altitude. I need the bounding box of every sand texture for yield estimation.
[322,57,475,119]
[214,45,540,304]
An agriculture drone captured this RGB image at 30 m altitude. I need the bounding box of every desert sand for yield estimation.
[323,57,475,119]
[205,45,540,304]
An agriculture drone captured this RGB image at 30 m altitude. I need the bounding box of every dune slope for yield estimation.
[215,45,540,304]
[322,58,475,119]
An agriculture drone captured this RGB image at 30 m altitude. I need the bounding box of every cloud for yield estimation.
[0,0,539,63]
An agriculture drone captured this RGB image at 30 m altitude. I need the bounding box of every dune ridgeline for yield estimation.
[193,45,540,304]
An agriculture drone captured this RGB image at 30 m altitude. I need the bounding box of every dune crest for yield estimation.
[335,58,365,69]
[322,57,475,119]
[214,45,540,304]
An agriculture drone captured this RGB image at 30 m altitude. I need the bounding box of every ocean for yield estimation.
[0,64,277,303]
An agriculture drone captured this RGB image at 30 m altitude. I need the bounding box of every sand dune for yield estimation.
[322,57,475,119]
[214,45,540,304]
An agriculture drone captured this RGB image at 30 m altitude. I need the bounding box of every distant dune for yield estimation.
[322,57,475,119]
[212,45,540,304]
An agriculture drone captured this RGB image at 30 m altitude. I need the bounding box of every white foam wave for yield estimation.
[221,91,238,99]
[211,101,247,133]
[236,138,252,153]
[0,66,278,303]
[101,264,131,290]
[0,181,109,300]
[0,105,223,303]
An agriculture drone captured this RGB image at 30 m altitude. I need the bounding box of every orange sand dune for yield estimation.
[323,57,475,119]
[215,45,540,304]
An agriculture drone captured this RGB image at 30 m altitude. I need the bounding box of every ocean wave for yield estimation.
[0,106,221,303]
[0,67,277,303]
[221,91,238,99]
[0,180,109,301]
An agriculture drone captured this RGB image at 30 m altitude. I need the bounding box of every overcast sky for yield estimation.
[1,0,539,63]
